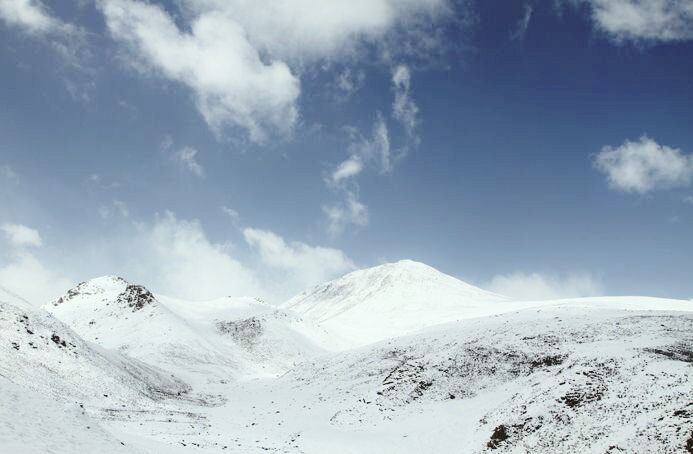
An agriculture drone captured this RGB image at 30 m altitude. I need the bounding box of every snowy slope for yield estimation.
[0,377,134,454]
[0,298,189,407]
[46,277,339,381]
[283,260,508,345]
[44,276,244,383]
[173,304,691,453]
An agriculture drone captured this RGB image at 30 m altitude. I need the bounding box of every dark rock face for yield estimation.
[487,425,509,449]
[117,285,156,312]
[51,287,82,306]
[216,317,265,348]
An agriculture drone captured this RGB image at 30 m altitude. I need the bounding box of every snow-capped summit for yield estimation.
[45,276,241,384]
[282,259,508,346]
[51,276,156,312]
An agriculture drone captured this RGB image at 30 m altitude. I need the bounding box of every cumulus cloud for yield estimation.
[1,223,42,247]
[593,136,693,193]
[99,0,450,141]
[126,213,263,301]
[100,0,300,143]
[182,0,450,64]
[243,227,355,293]
[587,0,693,43]
[486,271,604,300]
[1,212,356,305]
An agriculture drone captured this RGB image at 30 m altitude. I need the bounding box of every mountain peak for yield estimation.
[50,276,156,312]
[283,260,507,345]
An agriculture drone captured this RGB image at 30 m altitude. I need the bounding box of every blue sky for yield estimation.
[1,0,692,304]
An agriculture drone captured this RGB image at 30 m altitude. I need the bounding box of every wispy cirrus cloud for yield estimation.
[0,0,74,36]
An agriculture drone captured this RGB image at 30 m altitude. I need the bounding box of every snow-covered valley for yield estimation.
[1,261,691,453]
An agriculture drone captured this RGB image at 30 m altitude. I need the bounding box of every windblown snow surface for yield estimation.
[2,260,692,453]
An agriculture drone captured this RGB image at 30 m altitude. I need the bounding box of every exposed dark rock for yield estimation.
[116,285,156,312]
[644,345,693,363]
[216,317,264,348]
[529,355,565,369]
[487,425,509,449]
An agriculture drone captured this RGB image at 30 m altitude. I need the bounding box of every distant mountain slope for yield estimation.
[283,260,693,347]
[45,277,338,382]
[283,260,508,345]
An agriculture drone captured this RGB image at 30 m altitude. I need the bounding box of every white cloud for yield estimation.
[0,0,87,67]
[349,113,392,173]
[183,0,450,64]
[100,0,300,143]
[0,251,73,305]
[243,227,355,294]
[1,223,42,247]
[1,211,356,305]
[593,136,693,193]
[0,0,72,35]
[511,4,534,41]
[486,271,604,300]
[587,0,693,42]
[328,157,364,186]
[323,191,369,236]
[392,65,419,143]
[0,222,72,304]
[128,213,262,301]
[173,146,205,178]
[323,114,390,235]
[99,0,451,141]
[684,195,693,204]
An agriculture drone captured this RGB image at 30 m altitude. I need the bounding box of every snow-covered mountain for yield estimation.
[0,293,202,452]
[1,296,188,406]
[253,305,693,453]
[3,262,692,453]
[283,259,508,345]
[45,276,338,382]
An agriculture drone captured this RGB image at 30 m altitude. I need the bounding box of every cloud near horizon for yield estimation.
[486,271,605,300]
[0,213,356,306]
